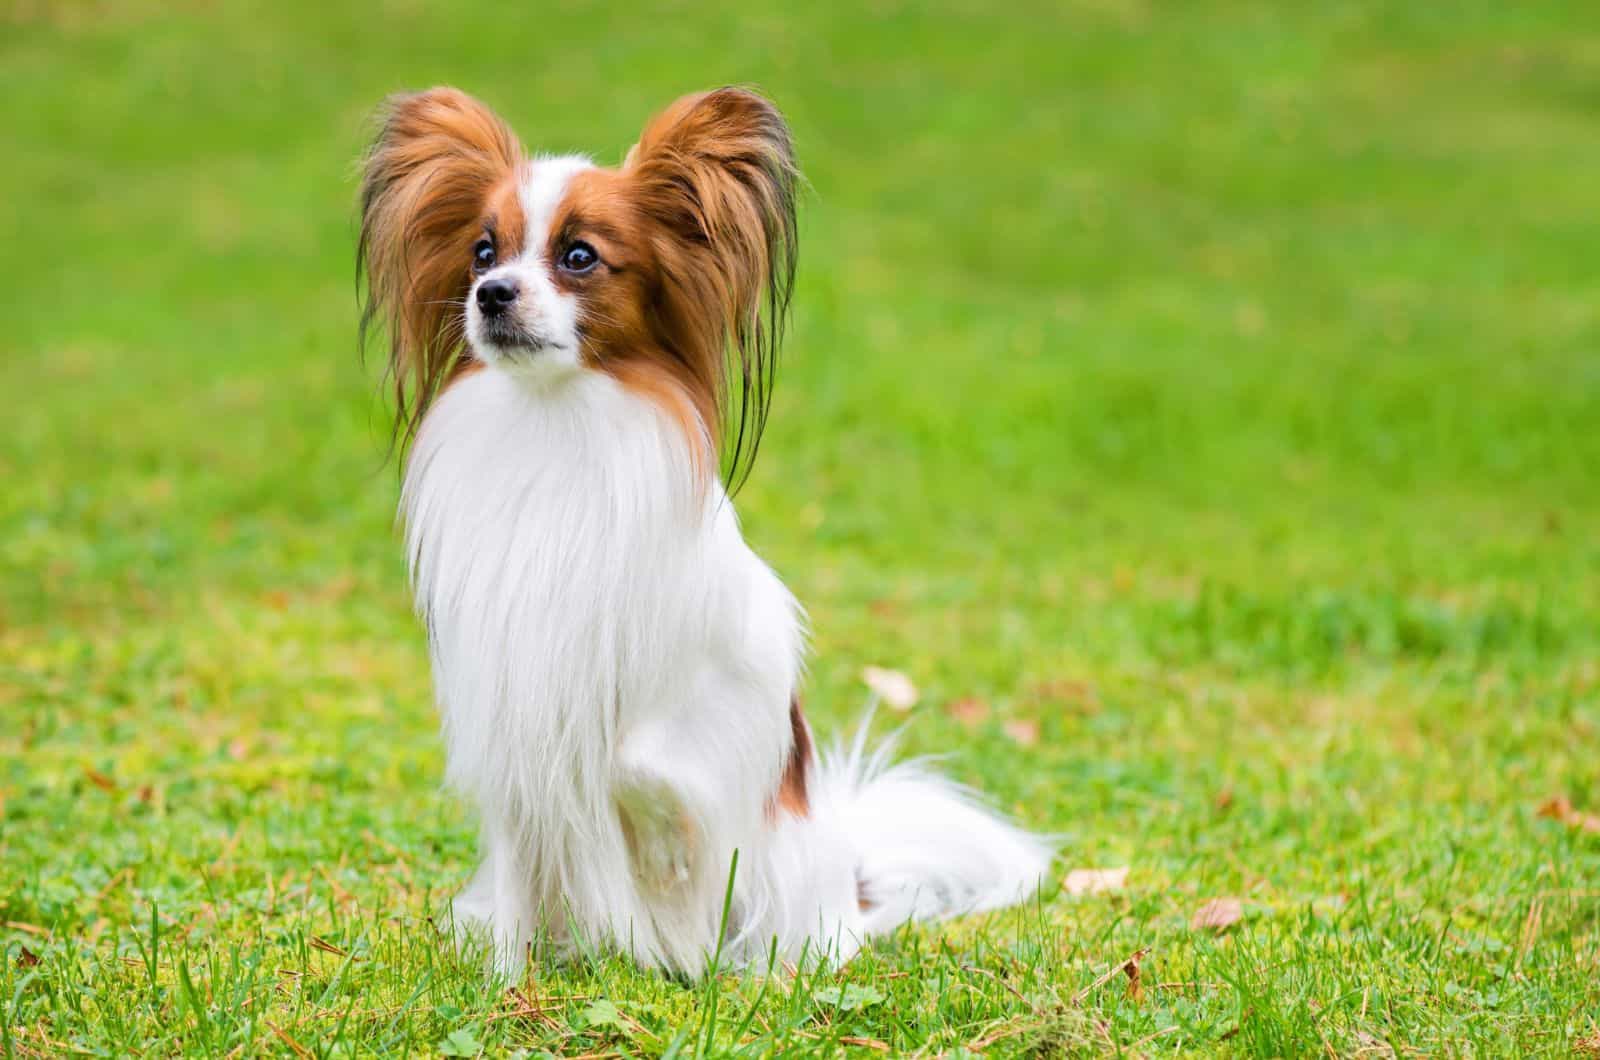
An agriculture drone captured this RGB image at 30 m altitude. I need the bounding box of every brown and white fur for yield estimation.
[358,86,1051,976]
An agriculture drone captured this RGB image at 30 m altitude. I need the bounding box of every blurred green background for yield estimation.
[2,1,1597,1055]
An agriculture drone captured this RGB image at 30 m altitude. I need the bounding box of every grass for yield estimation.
[3,0,1598,1054]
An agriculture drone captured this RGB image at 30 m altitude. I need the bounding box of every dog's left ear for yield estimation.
[626,87,799,488]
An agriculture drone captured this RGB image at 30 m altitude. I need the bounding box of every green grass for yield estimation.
[3,0,1599,1054]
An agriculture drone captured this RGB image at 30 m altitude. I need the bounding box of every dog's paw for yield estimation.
[446,868,529,976]
[615,768,698,895]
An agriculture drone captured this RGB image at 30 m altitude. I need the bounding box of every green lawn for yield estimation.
[4,0,1599,1055]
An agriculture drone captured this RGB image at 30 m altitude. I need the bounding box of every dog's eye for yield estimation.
[559,242,598,274]
[472,238,496,274]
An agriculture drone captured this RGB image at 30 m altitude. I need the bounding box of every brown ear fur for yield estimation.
[626,87,798,491]
[358,88,524,450]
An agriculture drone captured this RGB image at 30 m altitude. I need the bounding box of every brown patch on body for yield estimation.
[769,695,812,819]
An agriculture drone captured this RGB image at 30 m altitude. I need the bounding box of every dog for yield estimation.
[357,85,1051,975]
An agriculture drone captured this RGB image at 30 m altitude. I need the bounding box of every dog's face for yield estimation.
[461,157,615,373]
[359,87,798,482]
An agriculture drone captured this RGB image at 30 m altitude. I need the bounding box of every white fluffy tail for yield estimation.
[818,719,1054,936]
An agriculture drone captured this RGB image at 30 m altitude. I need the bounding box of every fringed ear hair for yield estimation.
[358,88,524,452]
[626,87,799,492]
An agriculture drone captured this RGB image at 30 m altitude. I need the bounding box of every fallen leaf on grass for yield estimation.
[947,697,991,728]
[15,945,40,969]
[840,1037,890,1052]
[1001,719,1039,746]
[83,768,115,792]
[1072,947,1150,1004]
[1062,867,1129,896]
[862,666,918,711]
[1537,795,1600,835]
[1191,898,1243,932]
[1122,949,1144,1001]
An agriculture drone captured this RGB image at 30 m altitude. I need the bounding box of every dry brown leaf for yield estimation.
[862,666,918,711]
[1122,949,1144,1002]
[1001,718,1039,746]
[947,697,991,729]
[840,1037,890,1052]
[1062,867,1130,896]
[1072,947,1150,1004]
[15,945,40,969]
[83,768,115,793]
[1536,795,1572,820]
[1191,897,1243,932]
[1538,795,1600,835]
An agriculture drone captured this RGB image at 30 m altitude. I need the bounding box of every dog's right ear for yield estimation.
[358,88,523,449]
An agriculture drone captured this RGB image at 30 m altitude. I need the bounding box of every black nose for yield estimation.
[476,278,519,316]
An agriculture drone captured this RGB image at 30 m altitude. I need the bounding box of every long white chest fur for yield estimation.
[401,366,835,971]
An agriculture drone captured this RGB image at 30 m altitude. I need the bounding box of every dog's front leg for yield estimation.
[451,822,538,975]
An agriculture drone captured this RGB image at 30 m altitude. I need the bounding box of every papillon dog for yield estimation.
[357,85,1051,975]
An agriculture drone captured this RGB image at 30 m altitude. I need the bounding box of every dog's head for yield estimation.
[358,86,797,485]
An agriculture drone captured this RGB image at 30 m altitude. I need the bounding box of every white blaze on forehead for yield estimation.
[519,155,595,261]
